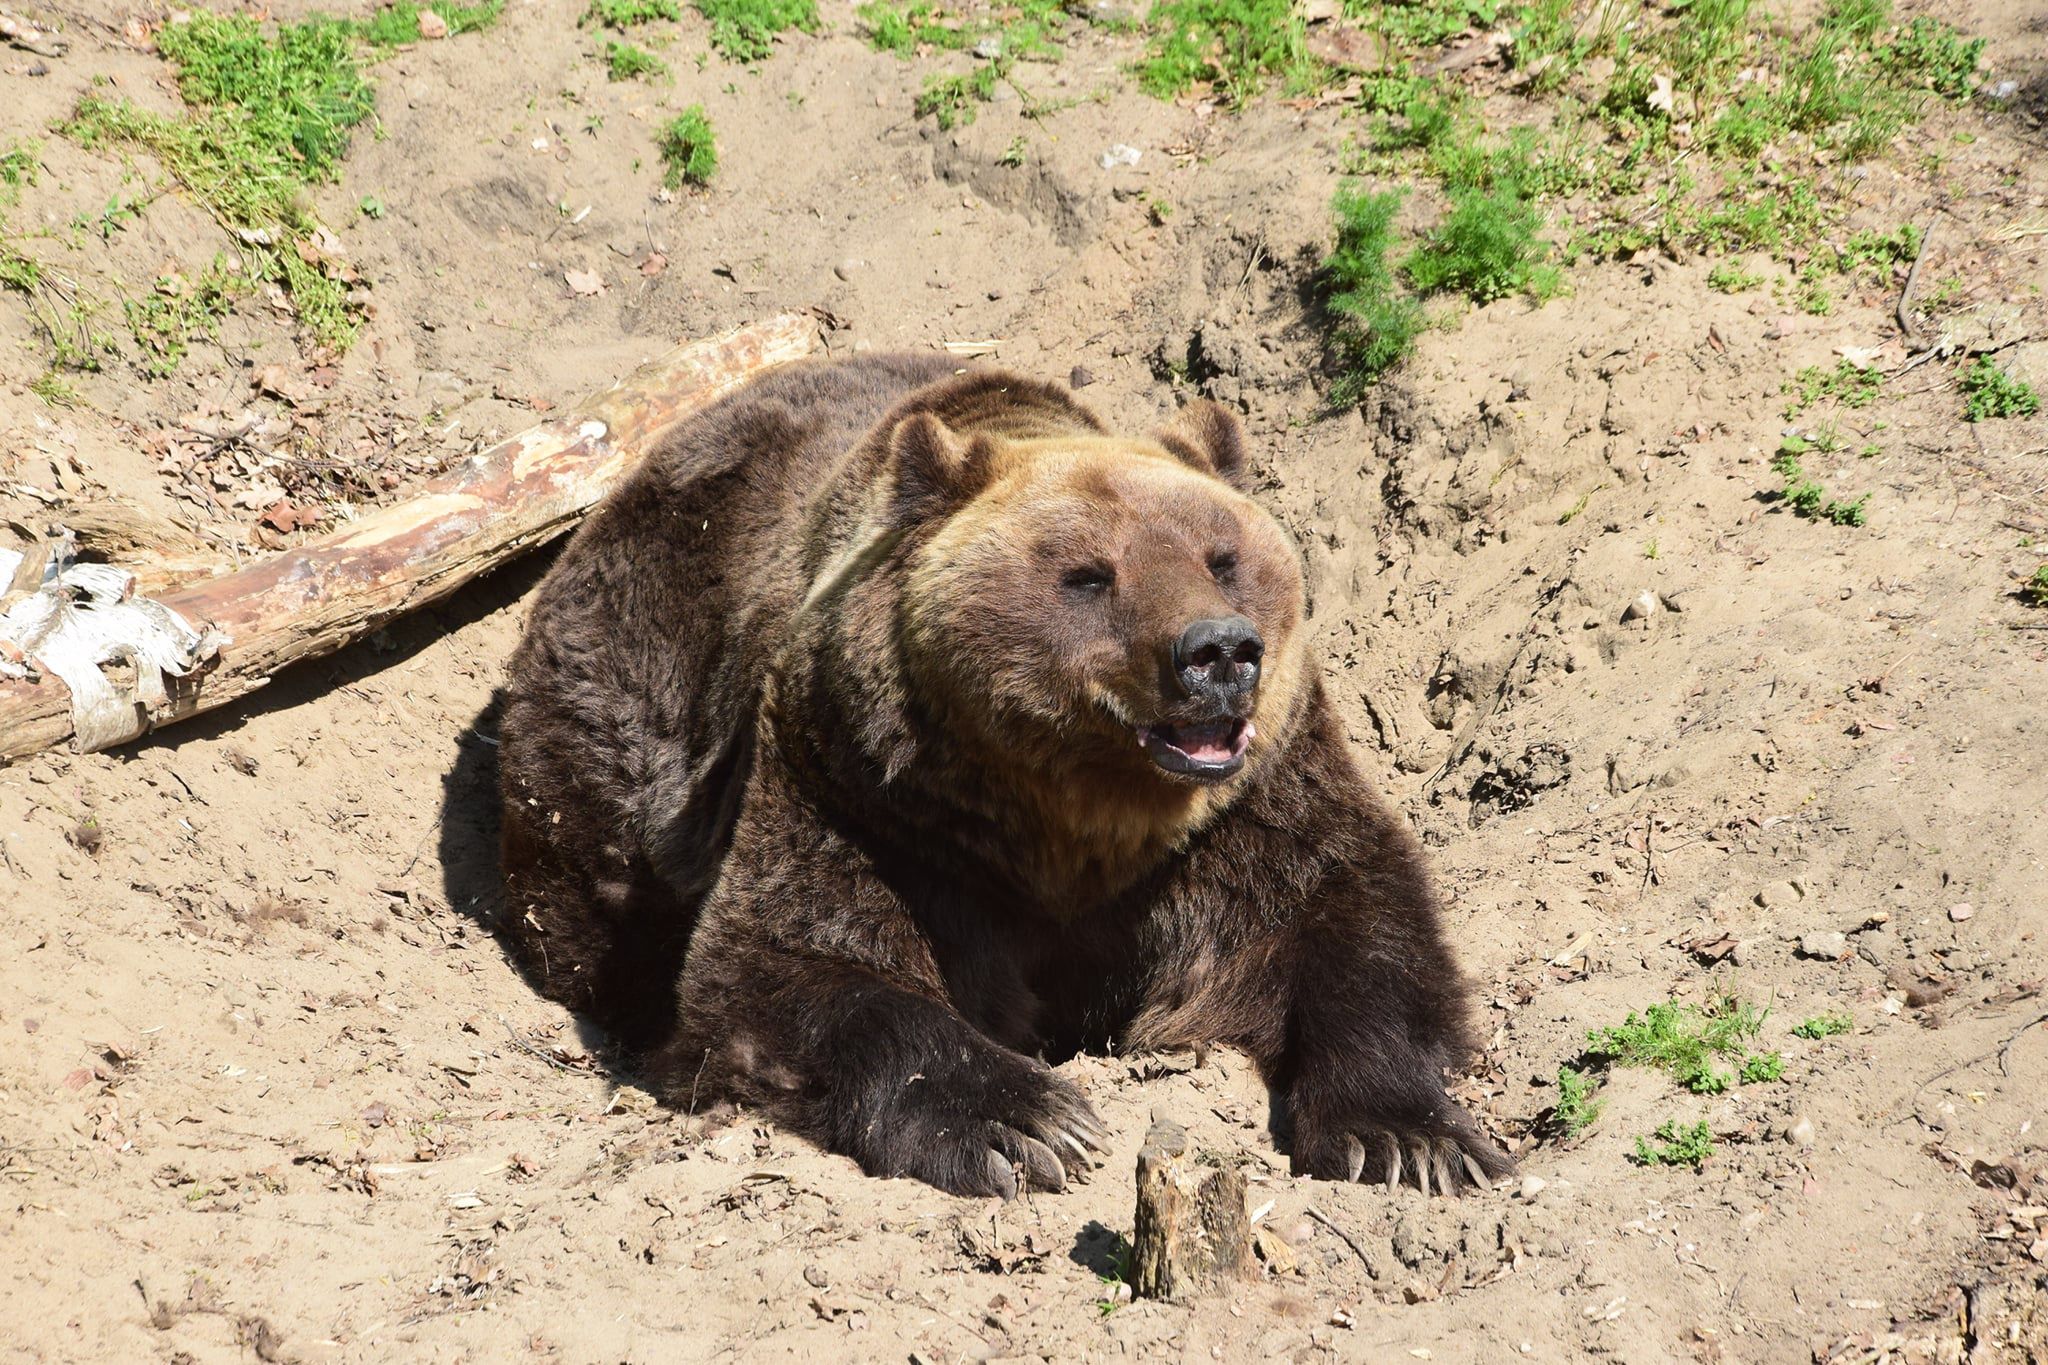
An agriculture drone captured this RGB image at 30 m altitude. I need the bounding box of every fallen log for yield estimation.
[0,312,818,764]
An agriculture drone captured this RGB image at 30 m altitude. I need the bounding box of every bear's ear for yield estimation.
[1157,399,1249,489]
[889,412,988,522]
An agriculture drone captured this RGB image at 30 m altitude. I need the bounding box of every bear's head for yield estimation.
[878,387,1308,876]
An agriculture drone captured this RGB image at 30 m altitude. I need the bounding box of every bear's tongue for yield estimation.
[1158,719,1241,763]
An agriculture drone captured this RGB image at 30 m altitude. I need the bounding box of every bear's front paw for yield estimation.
[863,1054,1107,1199]
[1291,1099,1513,1197]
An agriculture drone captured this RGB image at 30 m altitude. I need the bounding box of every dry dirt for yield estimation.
[4,1,2048,1362]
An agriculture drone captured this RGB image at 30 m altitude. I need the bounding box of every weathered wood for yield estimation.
[1130,1116,1254,1301]
[0,313,818,763]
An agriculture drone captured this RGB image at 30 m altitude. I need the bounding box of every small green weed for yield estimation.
[1321,186,1423,402]
[0,247,118,370]
[124,264,238,377]
[656,105,717,187]
[1740,1051,1785,1083]
[1631,1119,1715,1170]
[0,139,38,194]
[1586,996,1772,1095]
[581,0,681,29]
[1093,1234,1134,1315]
[1960,356,2040,421]
[999,135,1028,167]
[1792,1011,1853,1039]
[1707,261,1764,293]
[1551,1064,1605,1140]
[697,0,818,63]
[915,66,999,128]
[1771,443,1870,526]
[29,371,80,407]
[1786,359,1883,415]
[604,39,667,78]
[2022,566,2048,609]
[1138,0,1321,109]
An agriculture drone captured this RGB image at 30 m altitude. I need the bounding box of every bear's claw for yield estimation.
[1293,1106,1513,1196]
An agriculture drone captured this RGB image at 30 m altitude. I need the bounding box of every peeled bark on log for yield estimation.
[1131,1116,1254,1301]
[0,312,818,764]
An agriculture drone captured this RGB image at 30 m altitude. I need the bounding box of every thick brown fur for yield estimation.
[498,355,1512,1198]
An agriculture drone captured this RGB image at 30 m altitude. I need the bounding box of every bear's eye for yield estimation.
[1062,565,1115,595]
[1207,550,1238,584]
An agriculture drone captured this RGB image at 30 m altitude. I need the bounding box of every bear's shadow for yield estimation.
[437,689,626,1059]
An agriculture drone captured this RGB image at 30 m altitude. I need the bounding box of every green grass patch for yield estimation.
[697,0,818,63]
[1707,261,1764,293]
[28,370,81,407]
[1586,996,1777,1095]
[656,105,717,187]
[858,0,1065,56]
[1786,359,1883,415]
[1404,184,1560,304]
[581,0,682,29]
[0,139,39,195]
[57,7,494,353]
[1138,0,1321,109]
[351,0,504,44]
[1631,1119,1715,1170]
[915,65,1001,128]
[1792,1011,1853,1039]
[124,263,239,377]
[1321,186,1424,400]
[1337,0,1989,337]
[604,39,668,78]
[1879,16,1985,99]
[1960,356,2040,421]
[1,245,118,371]
[1771,441,1869,527]
[1549,1064,1605,1141]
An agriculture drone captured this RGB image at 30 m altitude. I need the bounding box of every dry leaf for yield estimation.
[564,268,606,297]
[1647,74,1676,113]
[639,252,668,277]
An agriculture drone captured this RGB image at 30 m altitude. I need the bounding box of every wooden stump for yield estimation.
[1130,1116,1254,1301]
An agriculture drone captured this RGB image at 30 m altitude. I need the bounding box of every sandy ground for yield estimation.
[4,1,2048,1361]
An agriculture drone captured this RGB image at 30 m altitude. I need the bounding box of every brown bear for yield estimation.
[496,353,1511,1198]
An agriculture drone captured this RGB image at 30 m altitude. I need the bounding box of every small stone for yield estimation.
[802,1264,829,1288]
[1517,1175,1547,1202]
[832,258,868,282]
[1621,590,1659,622]
[1070,365,1096,389]
[416,7,449,38]
[1784,1115,1815,1146]
[1798,931,1847,960]
[1755,881,1803,909]
[1948,903,1974,922]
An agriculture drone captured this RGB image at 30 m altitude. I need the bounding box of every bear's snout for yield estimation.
[1172,615,1263,703]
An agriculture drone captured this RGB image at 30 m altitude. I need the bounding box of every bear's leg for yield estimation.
[1260,889,1516,1195]
[664,941,1106,1198]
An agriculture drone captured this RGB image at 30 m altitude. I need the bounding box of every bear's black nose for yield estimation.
[1173,616,1263,700]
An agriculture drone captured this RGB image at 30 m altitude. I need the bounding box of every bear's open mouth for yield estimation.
[1135,717,1254,781]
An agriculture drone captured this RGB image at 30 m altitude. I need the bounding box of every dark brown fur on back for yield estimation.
[498,355,1510,1197]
